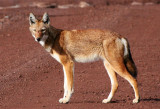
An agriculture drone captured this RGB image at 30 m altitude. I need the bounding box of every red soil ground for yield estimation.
[0,0,160,109]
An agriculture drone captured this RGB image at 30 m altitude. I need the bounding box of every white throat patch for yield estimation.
[39,35,48,47]
[32,34,37,41]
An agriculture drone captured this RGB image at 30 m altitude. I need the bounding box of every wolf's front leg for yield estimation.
[59,61,74,104]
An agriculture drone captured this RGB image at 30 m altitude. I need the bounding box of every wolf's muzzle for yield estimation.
[36,38,41,42]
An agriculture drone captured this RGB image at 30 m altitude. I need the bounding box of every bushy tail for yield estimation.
[121,38,137,78]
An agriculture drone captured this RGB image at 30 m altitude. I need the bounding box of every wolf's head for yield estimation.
[29,13,50,42]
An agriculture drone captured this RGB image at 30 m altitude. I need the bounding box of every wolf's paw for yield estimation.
[102,99,111,103]
[59,98,69,104]
[133,98,139,104]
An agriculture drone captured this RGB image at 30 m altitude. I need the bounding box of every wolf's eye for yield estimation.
[41,29,46,32]
[33,29,36,32]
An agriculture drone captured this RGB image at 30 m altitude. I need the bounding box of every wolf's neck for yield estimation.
[40,26,63,52]
[46,26,62,45]
[39,35,49,47]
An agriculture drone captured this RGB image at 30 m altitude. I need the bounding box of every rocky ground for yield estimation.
[0,0,160,109]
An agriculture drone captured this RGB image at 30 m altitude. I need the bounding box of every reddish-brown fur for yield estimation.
[29,13,140,104]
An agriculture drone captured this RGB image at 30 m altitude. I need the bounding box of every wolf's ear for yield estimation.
[42,12,50,24]
[29,13,36,25]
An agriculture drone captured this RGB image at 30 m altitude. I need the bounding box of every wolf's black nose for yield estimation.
[37,38,41,42]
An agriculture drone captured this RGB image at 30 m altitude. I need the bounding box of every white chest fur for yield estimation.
[38,35,52,52]
[51,53,61,63]
[36,35,61,63]
[45,46,52,52]
[39,35,49,47]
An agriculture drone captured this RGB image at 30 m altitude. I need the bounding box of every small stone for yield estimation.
[43,105,46,107]
[4,16,9,19]
[0,18,4,22]
[79,1,91,8]
[31,2,57,8]
[131,2,143,6]
[145,2,154,5]
[0,22,2,29]
[19,75,23,78]
[58,4,75,9]
[7,34,10,36]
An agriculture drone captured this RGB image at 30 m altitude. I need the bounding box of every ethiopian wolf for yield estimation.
[29,13,140,104]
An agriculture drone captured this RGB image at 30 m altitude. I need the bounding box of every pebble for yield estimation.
[31,2,57,8]
[4,16,9,19]
[79,1,91,8]
[0,22,2,29]
[145,2,155,5]
[58,1,91,9]
[131,2,143,6]
[0,18,4,22]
